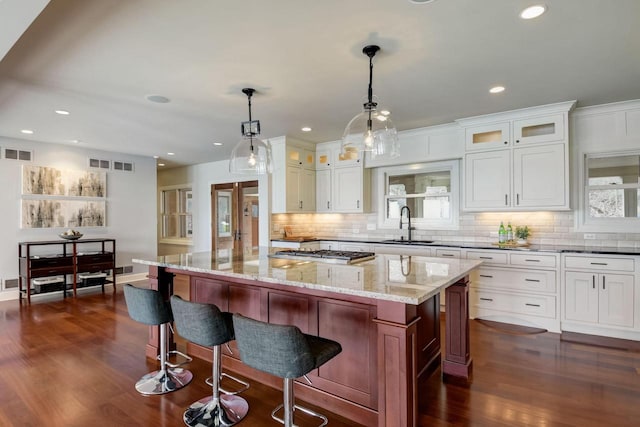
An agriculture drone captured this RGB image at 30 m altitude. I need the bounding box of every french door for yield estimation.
[211,181,259,261]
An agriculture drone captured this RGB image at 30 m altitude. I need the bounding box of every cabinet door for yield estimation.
[513,143,566,208]
[598,274,634,327]
[334,146,362,168]
[300,168,316,212]
[285,166,302,211]
[316,169,332,212]
[332,167,363,212]
[465,121,510,151]
[316,148,332,170]
[464,150,511,209]
[513,114,564,145]
[287,146,314,169]
[564,272,598,323]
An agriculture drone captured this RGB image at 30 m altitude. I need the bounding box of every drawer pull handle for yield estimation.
[524,259,540,262]
[441,254,454,257]
[479,274,493,278]
[480,297,493,302]
[525,303,541,307]
[525,278,541,282]
[479,256,493,260]
[590,262,608,265]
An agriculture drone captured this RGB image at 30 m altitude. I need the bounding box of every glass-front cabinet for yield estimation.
[465,121,511,151]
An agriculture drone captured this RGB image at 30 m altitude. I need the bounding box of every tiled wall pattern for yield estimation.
[271,212,640,249]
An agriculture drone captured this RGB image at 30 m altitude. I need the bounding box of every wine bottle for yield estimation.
[498,222,506,243]
[507,222,513,242]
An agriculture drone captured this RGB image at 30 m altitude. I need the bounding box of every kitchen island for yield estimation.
[133,250,481,427]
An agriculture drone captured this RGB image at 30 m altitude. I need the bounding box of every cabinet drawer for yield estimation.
[30,265,74,278]
[77,253,114,265]
[435,249,460,258]
[564,256,634,272]
[510,253,557,268]
[466,250,508,266]
[471,267,556,293]
[471,289,556,318]
[29,256,73,269]
[77,263,114,273]
[338,243,372,252]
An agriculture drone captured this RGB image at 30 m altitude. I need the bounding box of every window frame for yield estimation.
[578,151,640,232]
[159,184,193,245]
[376,160,460,230]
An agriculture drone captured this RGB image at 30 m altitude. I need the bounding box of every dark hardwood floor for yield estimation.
[1,284,639,426]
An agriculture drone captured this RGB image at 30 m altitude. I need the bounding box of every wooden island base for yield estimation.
[147,266,472,427]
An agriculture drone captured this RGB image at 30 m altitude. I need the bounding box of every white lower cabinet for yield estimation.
[562,254,637,339]
[466,249,560,332]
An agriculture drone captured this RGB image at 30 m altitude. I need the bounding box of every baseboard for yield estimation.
[0,272,149,301]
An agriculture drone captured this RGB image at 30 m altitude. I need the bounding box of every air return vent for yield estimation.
[88,158,111,169]
[113,161,134,172]
[4,148,33,161]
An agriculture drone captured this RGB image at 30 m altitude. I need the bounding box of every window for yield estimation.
[582,152,640,230]
[377,160,459,229]
[160,186,193,243]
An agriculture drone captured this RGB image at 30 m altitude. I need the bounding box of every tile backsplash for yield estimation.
[271,212,640,249]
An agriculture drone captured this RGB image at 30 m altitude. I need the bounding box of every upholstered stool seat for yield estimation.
[170,296,249,427]
[123,284,193,395]
[232,314,342,427]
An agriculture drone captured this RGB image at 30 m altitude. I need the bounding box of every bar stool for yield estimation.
[170,295,249,427]
[232,314,342,427]
[123,284,193,395]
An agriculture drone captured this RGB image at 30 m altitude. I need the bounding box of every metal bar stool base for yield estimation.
[206,372,250,395]
[135,367,193,395]
[183,395,249,427]
[159,349,193,368]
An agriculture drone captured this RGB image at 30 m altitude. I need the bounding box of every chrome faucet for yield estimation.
[399,206,413,241]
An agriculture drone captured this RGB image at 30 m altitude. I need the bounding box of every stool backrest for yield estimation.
[123,284,172,326]
[232,314,314,379]
[170,295,233,347]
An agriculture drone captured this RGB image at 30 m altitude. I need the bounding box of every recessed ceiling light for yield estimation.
[408,0,436,4]
[70,139,81,144]
[146,94,171,103]
[167,152,175,156]
[158,163,165,167]
[520,5,546,19]
[55,109,70,115]
[489,86,505,94]
[301,127,312,132]
[21,129,34,134]
[153,155,160,159]
[212,142,224,146]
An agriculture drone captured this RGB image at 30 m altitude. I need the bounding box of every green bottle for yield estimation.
[498,221,506,243]
[507,222,513,242]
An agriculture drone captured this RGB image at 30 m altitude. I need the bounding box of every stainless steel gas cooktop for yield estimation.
[270,249,375,265]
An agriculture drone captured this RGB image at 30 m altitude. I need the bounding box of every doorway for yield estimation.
[212,181,259,260]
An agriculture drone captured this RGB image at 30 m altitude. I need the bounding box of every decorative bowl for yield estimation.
[59,233,83,240]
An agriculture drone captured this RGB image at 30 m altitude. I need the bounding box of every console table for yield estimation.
[18,238,116,304]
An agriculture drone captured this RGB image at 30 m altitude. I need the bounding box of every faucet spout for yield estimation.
[399,206,412,241]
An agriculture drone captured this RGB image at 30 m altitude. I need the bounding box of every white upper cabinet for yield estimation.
[459,101,575,211]
[315,141,369,213]
[465,121,511,151]
[271,137,317,213]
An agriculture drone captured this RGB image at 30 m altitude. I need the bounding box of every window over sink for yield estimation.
[580,152,640,231]
[377,160,460,230]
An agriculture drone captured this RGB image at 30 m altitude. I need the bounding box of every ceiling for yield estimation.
[1,0,639,169]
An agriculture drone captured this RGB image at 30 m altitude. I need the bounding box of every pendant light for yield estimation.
[229,88,272,175]
[341,45,399,159]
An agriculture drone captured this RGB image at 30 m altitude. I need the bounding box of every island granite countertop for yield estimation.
[133,249,482,305]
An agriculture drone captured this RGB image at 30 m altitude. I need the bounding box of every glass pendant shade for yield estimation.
[341,44,400,160]
[342,106,399,158]
[229,87,272,175]
[229,135,272,174]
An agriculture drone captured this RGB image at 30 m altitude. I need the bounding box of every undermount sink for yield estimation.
[381,239,435,245]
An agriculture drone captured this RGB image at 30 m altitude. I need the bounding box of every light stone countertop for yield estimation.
[133,249,482,305]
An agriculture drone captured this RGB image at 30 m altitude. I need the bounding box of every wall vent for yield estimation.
[4,148,33,161]
[113,161,134,172]
[4,278,19,289]
[89,158,111,169]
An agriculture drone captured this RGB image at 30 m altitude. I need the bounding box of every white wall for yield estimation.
[159,159,270,253]
[0,137,157,293]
